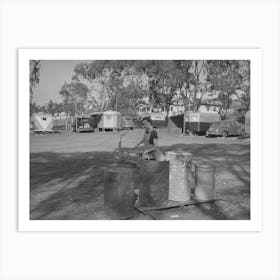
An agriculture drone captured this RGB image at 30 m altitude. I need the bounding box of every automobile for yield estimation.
[206,120,245,137]
[121,116,135,130]
[71,116,98,133]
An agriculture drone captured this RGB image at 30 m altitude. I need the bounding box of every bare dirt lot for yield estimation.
[30,129,250,220]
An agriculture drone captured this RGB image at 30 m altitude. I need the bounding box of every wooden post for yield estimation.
[183,110,186,135]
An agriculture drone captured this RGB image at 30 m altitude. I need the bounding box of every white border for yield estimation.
[19,49,262,231]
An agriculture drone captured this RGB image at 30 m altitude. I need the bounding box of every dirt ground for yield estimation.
[30,128,250,220]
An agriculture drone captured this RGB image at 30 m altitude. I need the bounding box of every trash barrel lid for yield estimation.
[106,164,136,173]
[166,151,192,160]
[196,164,216,171]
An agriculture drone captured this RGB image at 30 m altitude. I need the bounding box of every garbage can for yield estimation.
[167,151,193,202]
[137,160,169,208]
[104,165,135,219]
[194,164,216,201]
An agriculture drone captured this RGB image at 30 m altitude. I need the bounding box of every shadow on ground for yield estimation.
[30,152,115,220]
[30,143,250,220]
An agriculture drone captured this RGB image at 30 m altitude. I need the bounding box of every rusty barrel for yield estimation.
[104,165,135,219]
[167,151,193,202]
[194,164,216,201]
[137,160,169,207]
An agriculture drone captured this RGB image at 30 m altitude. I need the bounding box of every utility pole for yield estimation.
[183,107,186,135]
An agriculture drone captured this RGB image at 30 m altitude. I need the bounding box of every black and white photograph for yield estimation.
[28,56,251,221]
[2,1,280,280]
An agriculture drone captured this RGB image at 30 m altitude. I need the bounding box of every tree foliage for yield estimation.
[72,60,195,113]
[53,59,250,118]
[29,60,41,102]
[205,60,250,118]
[108,82,144,115]
[73,62,124,111]
[59,81,89,115]
[30,100,65,115]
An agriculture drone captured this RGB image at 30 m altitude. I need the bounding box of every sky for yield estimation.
[33,60,89,106]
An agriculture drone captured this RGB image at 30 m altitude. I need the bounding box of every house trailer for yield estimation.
[32,112,54,132]
[185,111,221,134]
[103,111,121,130]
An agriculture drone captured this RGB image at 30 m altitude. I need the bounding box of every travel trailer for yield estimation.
[150,112,167,128]
[32,112,54,133]
[185,112,221,134]
[103,111,121,131]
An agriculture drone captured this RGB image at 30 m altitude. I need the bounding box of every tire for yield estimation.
[222,131,228,138]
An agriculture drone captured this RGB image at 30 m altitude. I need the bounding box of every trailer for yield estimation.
[150,112,167,128]
[185,112,221,135]
[32,112,54,133]
[102,111,121,132]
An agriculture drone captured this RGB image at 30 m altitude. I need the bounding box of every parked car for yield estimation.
[121,116,134,130]
[72,116,98,133]
[206,120,245,137]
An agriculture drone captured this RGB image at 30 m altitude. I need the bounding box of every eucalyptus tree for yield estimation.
[205,60,250,119]
[29,60,41,104]
[59,81,89,115]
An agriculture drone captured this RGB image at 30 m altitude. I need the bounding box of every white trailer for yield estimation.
[32,112,54,133]
[185,111,221,134]
[103,111,121,131]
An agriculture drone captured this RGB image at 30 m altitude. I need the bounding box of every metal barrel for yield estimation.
[138,160,169,207]
[194,164,216,201]
[167,151,193,202]
[104,165,135,219]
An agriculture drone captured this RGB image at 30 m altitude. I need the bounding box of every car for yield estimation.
[206,120,245,137]
[121,116,135,130]
[72,116,97,133]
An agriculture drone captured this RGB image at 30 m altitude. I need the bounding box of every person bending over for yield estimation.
[134,117,165,160]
